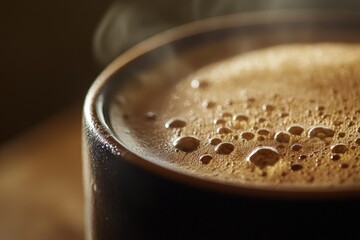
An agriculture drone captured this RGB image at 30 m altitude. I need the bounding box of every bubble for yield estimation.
[202,100,215,108]
[331,154,341,161]
[262,104,275,112]
[358,127,360,133]
[213,119,226,125]
[348,121,355,127]
[331,144,348,154]
[340,163,349,169]
[279,112,289,118]
[247,97,256,103]
[199,154,213,164]
[173,136,200,152]
[257,128,271,136]
[220,112,233,118]
[233,114,249,122]
[315,105,325,111]
[308,126,335,139]
[241,131,255,140]
[274,131,291,143]
[338,132,346,138]
[287,125,304,136]
[257,136,265,141]
[291,164,303,171]
[191,78,208,89]
[291,144,302,151]
[215,142,235,155]
[299,155,307,160]
[165,119,187,128]
[246,146,280,168]
[209,137,222,145]
[217,127,232,134]
[333,120,343,126]
[145,111,156,120]
[356,138,360,145]
[258,117,267,123]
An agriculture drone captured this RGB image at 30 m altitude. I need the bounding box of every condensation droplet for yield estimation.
[217,127,232,134]
[330,154,341,161]
[257,128,271,136]
[241,132,255,140]
[199,154,213,164]
[191,78,208,89]
[173,136,200,152]
[331,144,347,154]
[209,137,222,146]
[291,164,303,171]
[287,125,304,136]
[274,131,291,143]
[308,126,335,139]
[262,104,275,112]
[145,111,156,120]
[291,144,302,151]
[246,146,280,168]
[202,100,215,108]
[233,114,249,122]
[213,119,226,125]
[215,142,235,155]
[165,119,187,128]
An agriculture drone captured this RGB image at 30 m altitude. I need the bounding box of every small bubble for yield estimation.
[220,112,233,118]
[287,125,304,136]
[233,114,249,122]
[215,142,235,155]
[257,128,271,136]
[355,138,360,145]
[257,136,265,141]
[308,126,335,139]
[199,154,213,164]
[315,105,325,111]
[233,135,239,140]
[258,117,266,123]
[348,121,355,127]
[209,137,222,145]
[330,154,341,161]
[213,119,226,125]
[338,132,346,138]
[279,112,289,118]
[333,120,343,126]
[291,144,302,151]
[191,78,208,89]
[299,155,307,160]
[340,163,349,169]
[165,119,187,128]
[358,127,360,133]
[291,164,303,171]
[145,111,156,120]
[246,146,280,168]
[247,97,256,103]
[331,144,347,154]
[217,127,232,134]
[241,131,255,140]
[262,104,275,112]
[173,136,200,152]
[274,131,291,143]
[202,100,215,108]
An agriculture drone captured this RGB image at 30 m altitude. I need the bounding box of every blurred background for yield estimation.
[1,0,360,239]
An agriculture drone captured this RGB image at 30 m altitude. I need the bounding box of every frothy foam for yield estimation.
[110,43,360,188]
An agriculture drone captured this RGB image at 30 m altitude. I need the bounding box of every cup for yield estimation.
[83,11,360,239]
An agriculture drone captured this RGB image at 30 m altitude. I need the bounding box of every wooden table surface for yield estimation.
[0,105,84,240]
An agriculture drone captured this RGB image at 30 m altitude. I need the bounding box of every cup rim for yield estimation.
[84,9,360,199]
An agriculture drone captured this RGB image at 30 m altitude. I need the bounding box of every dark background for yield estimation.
[0,0,113,144]
[1,0,360,145]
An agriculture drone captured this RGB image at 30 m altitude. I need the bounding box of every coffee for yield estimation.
[109,43,360,189]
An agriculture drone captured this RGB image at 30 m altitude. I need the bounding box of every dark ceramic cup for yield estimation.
[83,11,360,240]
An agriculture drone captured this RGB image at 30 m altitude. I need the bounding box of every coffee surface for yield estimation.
[110,43,360,188]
